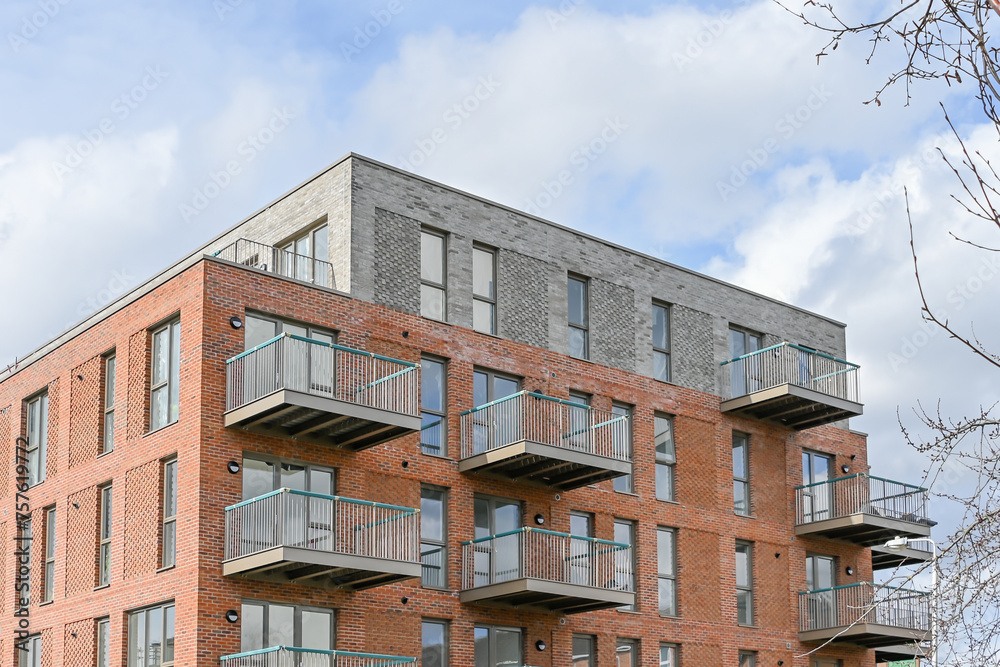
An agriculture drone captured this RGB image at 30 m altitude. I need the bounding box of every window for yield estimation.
[471,369,521,456]
[103,354,116,453]
[240,601,333,652]
[17,635,40,667]
[99,485,112,587]
[572,635,595,666]
[241,455,334,500]
[127,602,175,667]
[420,356,447,456]
[739,651,757,667]
[802,450,833,523]
[614,519,636,611]
[150,319,180,431]
[19,518,31,605]
[162,459,177,568]
[728,327,763,396]
[567,391,591,450]
[420,487,447,588]
[805,555,837,630]
[612,403,633,493]
[658,527,677,616]
[473,245,497,335]
[474,626,521,667]
[25,391,48,486]
[473,369,521,407]
[733,433,750,515]
[278,223,331,287]
[473,496,521,587]
[568,274,589,359]
[244,314,335,350]
[659,644,678,667]
[736,541,754,626]
[569,512,593,585]
[43,507,55,603]
[421,229,447,321]
[655,414,675,501]
[422,619,448,667]
[97,618,110,667]
[653,302,671,381]
[616,639,638,667]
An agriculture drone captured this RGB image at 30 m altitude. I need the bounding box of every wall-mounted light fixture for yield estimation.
[225,610,239,623]
[227,461,241,474]
[230,316,243,330]
[401,597,409,605]
[841,464,850,474]
[534,514,545,526]
[535,641,547,652]
[845,566,855,576]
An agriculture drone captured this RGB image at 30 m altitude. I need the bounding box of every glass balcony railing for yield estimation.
[213,238,336,289]
[219,647,415,667]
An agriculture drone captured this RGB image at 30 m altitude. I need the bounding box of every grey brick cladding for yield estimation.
[590,277,635,371]
[497,248,549,349]
[373,208,420,314]
[3,154,851,406]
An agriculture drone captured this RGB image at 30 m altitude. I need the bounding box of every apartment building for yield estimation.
[0,154,935,666]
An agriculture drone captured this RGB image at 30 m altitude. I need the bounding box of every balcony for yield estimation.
[871,540,934,571]
[458,391,631,490]
[798,582,930,648]
[874,643,932,664]
[223,489,421,590]
[460,527,634,614]
[224,334,421,451]
[795,474,934,547]
[219,647,416,667]
[719,343,863,429]
[213,238,337,289]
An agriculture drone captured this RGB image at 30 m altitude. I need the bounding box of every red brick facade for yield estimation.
[0,258,878,666]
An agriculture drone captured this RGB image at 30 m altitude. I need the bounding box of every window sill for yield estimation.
[616,608,642,615]
[93,584,110,592]
[659,612,679,619]
[156,565,176,574]
[97,449,114,459]
[420,451,455,463]
[39,600,53,607]
[735,512,756,519]
[657,498,680,505]
[144,420,180,438]
[613,490,639,497]
[420,585,451,592]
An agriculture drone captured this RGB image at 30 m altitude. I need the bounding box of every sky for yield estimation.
[1,0,996,571]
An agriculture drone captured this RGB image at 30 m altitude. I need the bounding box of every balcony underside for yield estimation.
[800,624,929,649]
[223,546,420,591]
[224,389,420,451]
[460,579,634,614]
[875,643,930,663]
[721,384,863,430]
[871,544,934,571]
[458,441,631,490]
[796,513,932,547]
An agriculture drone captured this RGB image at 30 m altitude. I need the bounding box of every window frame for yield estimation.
[659,643,679,667]
[657,526,678,617]
[162,458,178,569]
[420,355,448,457]
[474,624,522,667]
[277,222,331,286]
[739,650,757,667]
[420,228,448,322]
[611,402,634,494]
[616,638,638,667]
[472,244,498,335]
[652,301,671,382]
[149,318,180,432]
[24,390,49,487]
[103,353,116,454]
[420,486,448,590]
[98,484,113,587]
[567,274,590,360]
[614,518,636,612]
[655,413,676,502]
[97,617,110,667]
[572,634,595,666]
[736,540,754,626]
[472,368,522,407]
[43,506,55,603]
[241,453,335,501]
[733,432,751,516]
[421,618,449,667]
[239,599,334,652]
[127,601,175,667]
[17,634,41,667]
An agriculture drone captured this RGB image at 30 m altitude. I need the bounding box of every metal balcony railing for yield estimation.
[719,342,860,402]
[219,647,415,667]
[224,489,420,564]
[213,238,336,289]
[799,582,931,633]
[459,391,631,461]
[225,333,420,416]
[795,474,930,526]
[461,527,632,592]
